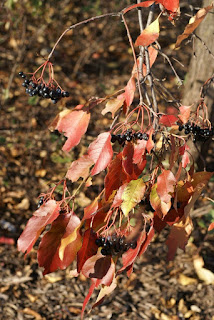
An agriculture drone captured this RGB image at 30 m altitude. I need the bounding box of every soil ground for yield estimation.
[0,1,213,319]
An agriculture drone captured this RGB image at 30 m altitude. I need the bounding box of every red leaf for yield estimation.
[133,139,147,164]
[123,1,154,14]
[66,155,93,182]
[104,153,129,200]
[17,200,60,255]
[88,132,113,176]
[142,45,158,76]
[156,0,179,13]
[50,109,90,152]
[77,228,97,273]
[138,225,155,257]
[81,255,115,319]
[83,194,101,220]
[112,184,128,208]
[150,184,171,218]
[179,144,190,168]
[159,114,178,127]
[166,216,193,260]
[81,281,96,320]
[82,251,115,286]
[37,212,81,275]
[119,231,146,273]
[157,169,176,203]
[135,17,159,47]
[92,277,117,309]
[124,76,136,107]
[146,128,155,154]
[122,142,134,176]
[178,105,191,124]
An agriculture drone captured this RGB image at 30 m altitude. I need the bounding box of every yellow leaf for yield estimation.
[135,18,159,47]
[121,178,146,216]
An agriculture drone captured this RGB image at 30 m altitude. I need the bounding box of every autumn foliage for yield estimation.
[18,1,213,318]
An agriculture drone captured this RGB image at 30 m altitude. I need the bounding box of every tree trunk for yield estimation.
[182,0,214,171]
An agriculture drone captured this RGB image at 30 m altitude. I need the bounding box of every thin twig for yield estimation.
[152,42,183,86]
[193,33,214,59]
[137,3,159,129]
[48,12,121,60]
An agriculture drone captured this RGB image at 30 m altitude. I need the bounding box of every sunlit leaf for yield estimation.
[88,132,113,176]
[178,105,191,124]
[157,169,176,203]
[17,200,60,256]
[50,108,90,152]
[150,183,171,218]
[121,178,146,216]
[135,18,160,47]
[66,155,93,182]
[101,95,124,118]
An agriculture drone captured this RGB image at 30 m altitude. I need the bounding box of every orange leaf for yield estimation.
[135,18,160,47]
[178,105,191,124]
[175,3,214,48]
[208,222,214,231]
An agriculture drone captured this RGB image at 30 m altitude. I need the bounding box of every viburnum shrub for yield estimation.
[18,1,214,318]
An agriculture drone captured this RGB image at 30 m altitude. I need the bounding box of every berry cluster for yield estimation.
[179,122,214,142]
[37,197,44,209]
[19,72,69,104]
[95,235,137,256]
[111,130,149,145]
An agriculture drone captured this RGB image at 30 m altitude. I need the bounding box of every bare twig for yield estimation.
[137,2,159,129]
[193,33,214,59]
[48,12,121,60]
[152,42,183,86]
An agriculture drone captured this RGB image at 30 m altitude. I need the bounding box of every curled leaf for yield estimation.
[175,3,214,48]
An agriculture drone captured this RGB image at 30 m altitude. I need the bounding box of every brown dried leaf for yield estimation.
[175,3,214,48]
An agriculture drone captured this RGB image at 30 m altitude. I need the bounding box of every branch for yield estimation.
[137,2,159,129]
[121,14,143,105]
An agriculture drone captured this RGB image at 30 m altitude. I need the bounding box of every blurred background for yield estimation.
[0,0,213,319]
